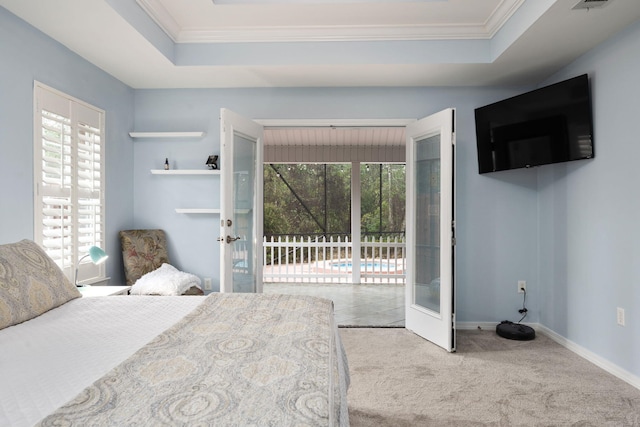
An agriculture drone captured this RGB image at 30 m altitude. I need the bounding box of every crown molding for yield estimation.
[178,24,494,43]
[484,0,524,37]
[136,0,181,41]
[137,0,524,43]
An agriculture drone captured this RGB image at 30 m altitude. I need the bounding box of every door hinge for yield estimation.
[452,237,456,246]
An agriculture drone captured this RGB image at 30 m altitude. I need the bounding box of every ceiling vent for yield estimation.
[572,0,612,10]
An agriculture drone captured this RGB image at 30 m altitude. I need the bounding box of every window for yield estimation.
[33,82,106,285]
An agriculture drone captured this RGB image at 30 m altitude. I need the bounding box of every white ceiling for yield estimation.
[264,126,406,147]
[1,0,639,89]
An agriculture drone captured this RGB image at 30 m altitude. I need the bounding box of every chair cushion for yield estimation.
[119,230,170,286]
[0,239,81,330]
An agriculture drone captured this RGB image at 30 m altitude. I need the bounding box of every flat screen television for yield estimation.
[474,74,594,174]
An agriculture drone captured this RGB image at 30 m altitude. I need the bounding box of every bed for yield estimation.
[0,240,350,426]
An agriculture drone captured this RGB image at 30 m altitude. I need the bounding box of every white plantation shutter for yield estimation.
[34,82,106,284]
[76,119,103,252]
[39,110,73,268]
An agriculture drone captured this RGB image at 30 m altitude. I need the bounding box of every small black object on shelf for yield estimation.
[206,155,218,170]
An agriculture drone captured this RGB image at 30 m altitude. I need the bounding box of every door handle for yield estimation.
[217,236,240,243]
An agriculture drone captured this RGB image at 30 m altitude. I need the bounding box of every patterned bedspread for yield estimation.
[37,293,350,426]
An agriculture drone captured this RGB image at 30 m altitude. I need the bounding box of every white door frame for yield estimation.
[255,119,415,128]
[258,118,413,285]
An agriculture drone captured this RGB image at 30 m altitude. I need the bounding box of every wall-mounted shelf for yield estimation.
[130,131,205,138]
[151,169,220,175]
[175,208,220,214]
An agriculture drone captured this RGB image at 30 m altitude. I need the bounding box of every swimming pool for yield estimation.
[330,261,401,273]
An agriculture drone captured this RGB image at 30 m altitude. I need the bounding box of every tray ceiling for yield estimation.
[1,0,639,88]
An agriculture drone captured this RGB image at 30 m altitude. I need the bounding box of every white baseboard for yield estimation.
[536,324,640,390]
[457,321,516,331]
[456,321,640,391]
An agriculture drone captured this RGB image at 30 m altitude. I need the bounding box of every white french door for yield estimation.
[219,109,264,293]
[405,108,456,352]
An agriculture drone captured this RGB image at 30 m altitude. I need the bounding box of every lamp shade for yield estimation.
[75,246,108,286]
[88,246,108,264]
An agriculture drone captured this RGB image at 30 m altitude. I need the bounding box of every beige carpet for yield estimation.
[340,328,640,426]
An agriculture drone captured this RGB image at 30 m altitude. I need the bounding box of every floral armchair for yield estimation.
[119,229,203,295]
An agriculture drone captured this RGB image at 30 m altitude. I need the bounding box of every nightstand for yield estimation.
[79,285,131,297]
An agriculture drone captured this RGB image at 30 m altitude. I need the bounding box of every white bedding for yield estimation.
[0,296,205,427]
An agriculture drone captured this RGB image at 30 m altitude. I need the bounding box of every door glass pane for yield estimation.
[233,134,256,292]
[414,134,441,313]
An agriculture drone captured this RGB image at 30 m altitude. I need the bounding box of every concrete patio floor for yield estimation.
[263,282,405,327]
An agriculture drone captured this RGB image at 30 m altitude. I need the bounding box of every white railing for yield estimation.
[263,234,405,284]
[360,235,406,284]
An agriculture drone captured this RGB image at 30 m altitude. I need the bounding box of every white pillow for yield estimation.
[0,239,81,329]
[130,263,202,296]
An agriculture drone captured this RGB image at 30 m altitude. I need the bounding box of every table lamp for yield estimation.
[75,246,108,287]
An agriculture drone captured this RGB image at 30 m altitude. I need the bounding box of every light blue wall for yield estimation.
[537,20,640,378]
[132,86,540,321]
[0,7,135,284]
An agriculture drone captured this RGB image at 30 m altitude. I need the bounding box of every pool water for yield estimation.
[331,261,398,272]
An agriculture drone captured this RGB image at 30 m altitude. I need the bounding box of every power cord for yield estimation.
[497,288,535,340]
[517,288,528,323]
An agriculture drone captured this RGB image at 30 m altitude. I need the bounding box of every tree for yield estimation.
[264,163,405,237]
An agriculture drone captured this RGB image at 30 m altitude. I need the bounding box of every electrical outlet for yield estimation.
[617,307,625,326]
[204,277,212,291]
[518,280,526,293]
